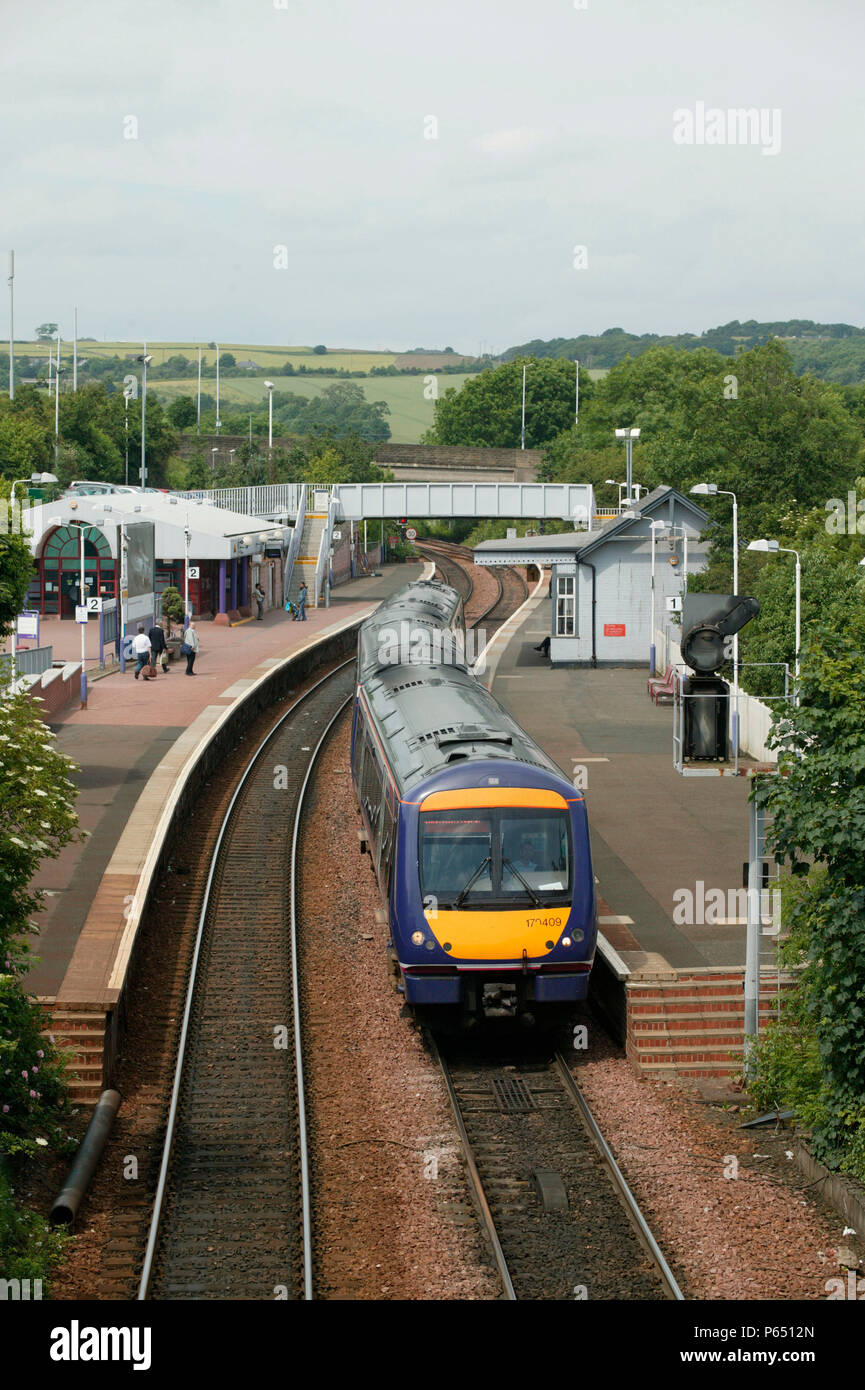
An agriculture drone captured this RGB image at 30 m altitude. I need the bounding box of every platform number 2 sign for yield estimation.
[187,566,200,580]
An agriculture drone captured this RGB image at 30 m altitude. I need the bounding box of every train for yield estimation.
[351,578,597,1025]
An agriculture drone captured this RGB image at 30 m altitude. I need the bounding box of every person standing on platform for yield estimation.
[254,582,266,620]
[132,625,151,680]
[148,620,167,674]
[297,582,308,622]
[183,622,199,675]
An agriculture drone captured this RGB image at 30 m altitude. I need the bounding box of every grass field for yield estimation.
[19,341,401,372]
[149,373,478,444]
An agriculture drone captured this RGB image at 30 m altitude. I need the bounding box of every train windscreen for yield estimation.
[419,808,572,908]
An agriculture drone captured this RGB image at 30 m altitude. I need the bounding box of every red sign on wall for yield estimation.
[603,623,626,637]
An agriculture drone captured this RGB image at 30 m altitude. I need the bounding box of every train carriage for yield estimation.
[352,579,596,1025]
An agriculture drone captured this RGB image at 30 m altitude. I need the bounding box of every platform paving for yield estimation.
[26,562,424,1000]
[491,596,758,973]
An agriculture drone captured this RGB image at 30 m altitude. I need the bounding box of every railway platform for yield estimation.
[27,562,426,1098]
[489,591,785,1081]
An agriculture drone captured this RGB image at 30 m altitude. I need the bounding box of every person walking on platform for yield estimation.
[182,622,199,675]
[254,582,266,620]
[297,582,308,622]
[132,625,152,680]
[148,620,167,674]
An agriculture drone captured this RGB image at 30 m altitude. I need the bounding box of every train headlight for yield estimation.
[411,931,425,946]
[561,936,572,948]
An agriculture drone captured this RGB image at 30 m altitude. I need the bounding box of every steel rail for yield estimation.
[290,688,354,1299]
[137,658,355,1300]
[428,1035,517,1301]
[553,1051,685,1301]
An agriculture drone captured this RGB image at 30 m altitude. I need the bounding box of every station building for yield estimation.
[473,486,710,666]
[20,493,293,627]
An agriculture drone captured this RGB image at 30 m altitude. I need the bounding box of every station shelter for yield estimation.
[472,487,710,666]
[21,494,293,629]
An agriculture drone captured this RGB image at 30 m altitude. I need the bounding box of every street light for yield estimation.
[10,471,58,505]
[123,385,133,486]
[215,343,220,435]
[211,447,219,471]
[135,350,153,487]
[265,380,274,449]
[692,483,741,751]
[614,427,641,503]
[184,516,191,630]
[747,538,801,704]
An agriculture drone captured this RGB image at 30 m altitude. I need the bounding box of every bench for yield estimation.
[647,664,676,703]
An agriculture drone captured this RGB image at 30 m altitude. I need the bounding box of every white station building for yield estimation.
[473,487,710,666]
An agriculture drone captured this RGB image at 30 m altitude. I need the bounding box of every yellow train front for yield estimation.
[352,580,597,1025]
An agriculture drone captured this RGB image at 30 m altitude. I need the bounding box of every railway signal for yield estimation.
[680,593,760,761]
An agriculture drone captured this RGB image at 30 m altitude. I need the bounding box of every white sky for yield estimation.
[2,0,863,351]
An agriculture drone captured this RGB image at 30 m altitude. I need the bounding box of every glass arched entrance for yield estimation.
[41,524,116,618]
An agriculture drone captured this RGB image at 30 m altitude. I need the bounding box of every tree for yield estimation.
[753,600,865,1171]
[35,324,58,342]
[218,352,236,369]
[424,358,593,448]
[312,344,327,355]
[167,395,198,430]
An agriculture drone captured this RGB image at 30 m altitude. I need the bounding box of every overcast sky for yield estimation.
[2,0,863,352]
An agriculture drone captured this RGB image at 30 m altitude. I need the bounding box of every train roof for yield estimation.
[360,658,564,795]
[357,578,465,682]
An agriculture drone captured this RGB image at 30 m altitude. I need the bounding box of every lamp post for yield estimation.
[691,483,741,752]
[123,386,132,485]
[54,334,63,465]
[184,516,191,630]
[197,346,202,436]
[520,364,526,450]
[77,519,88,708]
[211,447,219,472]
[215,343,220,435]
[575,359,579,424]
[747,539,801,704]
[136,348,153,487]
[7,249,13,402]
[614,427,641,503]
[265,380,274,449]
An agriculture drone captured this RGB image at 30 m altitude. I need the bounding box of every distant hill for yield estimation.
[501,320,865,384]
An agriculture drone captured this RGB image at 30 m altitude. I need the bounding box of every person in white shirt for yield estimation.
[132,625,152,680]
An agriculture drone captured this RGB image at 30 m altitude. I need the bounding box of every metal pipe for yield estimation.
[579,558,597,667]
[50,1089,121,1226]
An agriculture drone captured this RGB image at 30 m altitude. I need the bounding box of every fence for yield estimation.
[653,628,780,765]
[0,645,54,683]
[173,484,303,517]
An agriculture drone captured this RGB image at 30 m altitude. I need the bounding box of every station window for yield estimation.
[556,574,576,637]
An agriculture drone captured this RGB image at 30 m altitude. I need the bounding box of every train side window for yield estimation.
[379,798,395,885]
[361,737,384,833]
[352,713,366,783]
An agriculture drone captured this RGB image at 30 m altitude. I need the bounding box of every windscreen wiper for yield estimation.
[455,855,492,909]
[501,856,542,907]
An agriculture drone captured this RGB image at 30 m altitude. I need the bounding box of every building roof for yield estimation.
[472,486,709,564]
[21,493,292,562]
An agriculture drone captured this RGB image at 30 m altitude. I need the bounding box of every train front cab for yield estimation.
[394,774,597,1024]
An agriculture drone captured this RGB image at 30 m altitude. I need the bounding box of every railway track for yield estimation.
[432,1038,684,1301]
[416,537,529,642]
[137,662,355,1300]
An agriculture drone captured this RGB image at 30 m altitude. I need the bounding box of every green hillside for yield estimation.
[503,320,865,384]
[150,372,478,444]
